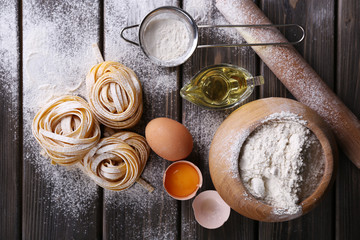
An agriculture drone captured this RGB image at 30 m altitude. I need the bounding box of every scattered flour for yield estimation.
[21,0,179,223]
[0,0,19,127]
[2,0,262,237]
[184,0,247,48]
[239,112,324,215]
[184,108,230,180]
[215,0,360,153]
[103,1,181,239]
[22,0,182,231]
[22,0,100,219]
[104,0,179,113]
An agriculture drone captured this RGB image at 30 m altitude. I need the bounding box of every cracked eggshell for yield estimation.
[192,190,231,229]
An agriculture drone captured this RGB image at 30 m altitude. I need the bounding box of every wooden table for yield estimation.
[1,0,359,239]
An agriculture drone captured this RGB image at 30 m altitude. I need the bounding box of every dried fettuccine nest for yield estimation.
[32,95,101,165]
[86,61,143,129]
[82,131,150,191]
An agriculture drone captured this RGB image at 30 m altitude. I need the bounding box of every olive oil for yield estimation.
[180,64,264,109]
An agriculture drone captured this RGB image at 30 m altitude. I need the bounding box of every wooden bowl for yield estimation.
[209,98,338,222]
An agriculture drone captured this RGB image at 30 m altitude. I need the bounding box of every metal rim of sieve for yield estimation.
[121,6,199,67]
[121,6,305,67]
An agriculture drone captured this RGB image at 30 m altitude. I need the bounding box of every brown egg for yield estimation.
[145,117,193,161]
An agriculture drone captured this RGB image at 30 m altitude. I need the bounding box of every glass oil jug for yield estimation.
[180,64,264,109]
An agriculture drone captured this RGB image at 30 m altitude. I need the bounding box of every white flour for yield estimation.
[143,18,190,62]
[22,0,100,219]
[20,0,180,222]
[239,112,324,215]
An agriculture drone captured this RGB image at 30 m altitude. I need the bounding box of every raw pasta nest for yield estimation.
[86,61,143,129]
[32,95,101,165]
[82,131,150,191]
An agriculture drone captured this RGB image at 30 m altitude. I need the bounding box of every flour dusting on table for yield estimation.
[22,0,100,218]
[0,0,19,131]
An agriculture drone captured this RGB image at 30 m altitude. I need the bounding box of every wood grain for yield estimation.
[103,1,181,239]
[0,0,359,239]
[258,0,336,239]
[336,0,360,239]
[0,0,21,239]
[181,0,257,238]
[209,98,337,222]
[217,0,360,169]
[22,1,101,239]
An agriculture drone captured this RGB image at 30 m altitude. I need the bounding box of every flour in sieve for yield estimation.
[143,18,191,62]
[239,112,324,215]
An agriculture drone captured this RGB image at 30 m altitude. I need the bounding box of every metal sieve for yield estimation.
[121,6,305,67]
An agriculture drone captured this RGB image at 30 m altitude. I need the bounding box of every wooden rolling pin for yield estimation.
[216,0,360,168]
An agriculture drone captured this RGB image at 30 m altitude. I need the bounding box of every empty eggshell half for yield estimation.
[192,190,231,229]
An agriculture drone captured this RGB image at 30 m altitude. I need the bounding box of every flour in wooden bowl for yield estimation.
[239,112,325,215]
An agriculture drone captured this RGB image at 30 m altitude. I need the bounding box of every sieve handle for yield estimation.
[120,24,140,46]
[196,24,305,48]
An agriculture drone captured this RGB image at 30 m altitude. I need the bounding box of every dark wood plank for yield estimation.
[103,1,181,239]
[181,0,257,239]
[0,0,21,239]
[336,0,360,239]
[22,1,102,239]
[7,0,360,239]
[259,0,335,239]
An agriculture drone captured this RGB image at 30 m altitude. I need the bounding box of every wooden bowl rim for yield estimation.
[209,97,337,222]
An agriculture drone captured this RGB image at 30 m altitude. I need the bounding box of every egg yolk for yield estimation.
[164,162,200,198]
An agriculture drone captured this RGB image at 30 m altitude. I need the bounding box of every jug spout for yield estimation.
[180,83,201,102]
[180,64,264,110]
